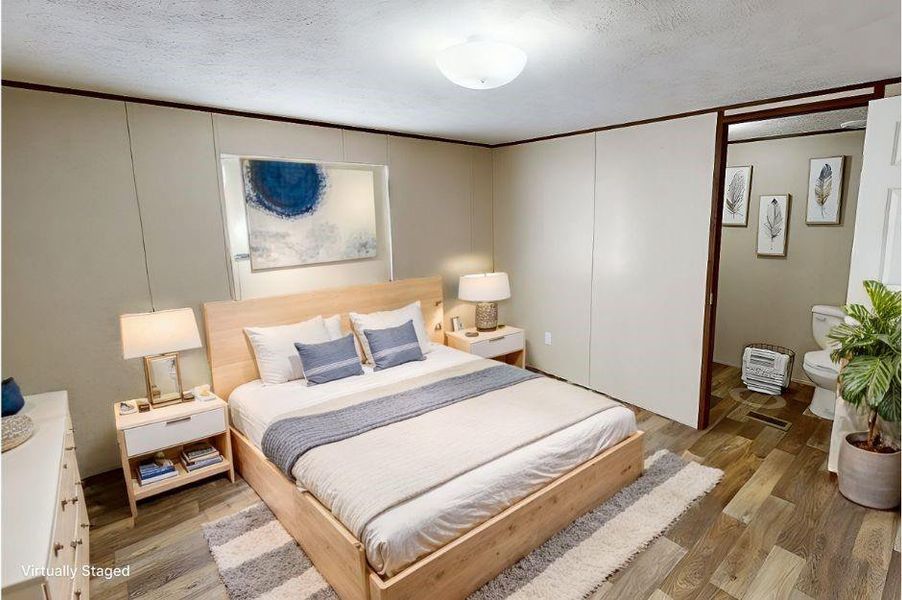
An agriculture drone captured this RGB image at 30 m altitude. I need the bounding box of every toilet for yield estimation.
[802,305,845,420]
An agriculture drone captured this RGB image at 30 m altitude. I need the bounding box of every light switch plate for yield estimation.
[544,331,552,345]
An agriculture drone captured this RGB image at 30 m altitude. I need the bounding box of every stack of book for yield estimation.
[137,457,177,486]
[181,442,223,472]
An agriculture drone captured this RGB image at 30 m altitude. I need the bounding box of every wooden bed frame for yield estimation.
[204,276,645,600]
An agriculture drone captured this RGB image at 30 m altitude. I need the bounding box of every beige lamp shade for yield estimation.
[458,272,511,302]
[120,308,202,359]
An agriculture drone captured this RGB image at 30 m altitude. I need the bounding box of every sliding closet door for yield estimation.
[590,114,717,426]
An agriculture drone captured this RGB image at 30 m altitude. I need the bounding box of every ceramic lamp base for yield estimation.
[475,302,498,331]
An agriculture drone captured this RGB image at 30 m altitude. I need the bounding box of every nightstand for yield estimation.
[114,397,234,517]
[446,325,526,368]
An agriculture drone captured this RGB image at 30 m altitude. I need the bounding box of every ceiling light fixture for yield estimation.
[436,38,527,90]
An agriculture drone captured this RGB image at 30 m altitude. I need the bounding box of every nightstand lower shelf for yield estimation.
[132,458,232,501]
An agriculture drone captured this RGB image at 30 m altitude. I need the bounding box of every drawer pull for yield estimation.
[70,538,83,548]
[74,591,82,599]
[53,542,64,556]
[62,462,68,469]
[66,445,76,451]
[81,523,90,529]
[165,416,192,426]
[488,337,506,342]
[61,499,69,509]
[69,496,79,504]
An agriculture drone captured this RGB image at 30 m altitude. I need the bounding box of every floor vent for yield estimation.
[747,411,792,431]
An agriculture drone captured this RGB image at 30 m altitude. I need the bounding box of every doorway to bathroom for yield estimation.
[697,82,890,430]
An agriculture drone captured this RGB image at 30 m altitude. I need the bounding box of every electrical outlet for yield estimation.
[544,331,552,345]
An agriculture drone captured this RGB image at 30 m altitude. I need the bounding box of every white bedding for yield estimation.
[230,344,637,576]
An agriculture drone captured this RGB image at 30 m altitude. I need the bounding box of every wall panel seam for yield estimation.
[123,102,156,310]
[588,134,598,386]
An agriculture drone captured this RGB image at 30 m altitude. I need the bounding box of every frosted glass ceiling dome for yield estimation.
[436,39,527,90]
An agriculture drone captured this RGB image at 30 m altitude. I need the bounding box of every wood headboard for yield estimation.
[203,276,445,399]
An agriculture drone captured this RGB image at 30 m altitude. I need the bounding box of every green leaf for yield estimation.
[841,355,893,408]
[865,280,902,321]
[843,303,871,325]
[836,280,902,423]
[877,384,901,422]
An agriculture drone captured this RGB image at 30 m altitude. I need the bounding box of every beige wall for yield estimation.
[2,91,153,476]
[387,137,493,325]
[1,87,492,476]
[126,103,233,391]
[715,130,865,380]
[493,134,596,386]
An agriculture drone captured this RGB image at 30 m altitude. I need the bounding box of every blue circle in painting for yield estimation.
[246,160,327,219]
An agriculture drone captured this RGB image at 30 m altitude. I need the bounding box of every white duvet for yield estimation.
[230,344,636,576]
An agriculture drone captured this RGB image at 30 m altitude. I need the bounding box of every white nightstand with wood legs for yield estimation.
[446,325,526,368]
[114,398,234,518]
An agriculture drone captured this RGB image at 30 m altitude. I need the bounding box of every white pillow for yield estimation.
[323,314,343,340]
[244,316,331,384]
[349,301,431,364]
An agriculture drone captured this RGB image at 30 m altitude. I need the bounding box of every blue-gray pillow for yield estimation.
[294,334,363,385]
[362,320,425,371]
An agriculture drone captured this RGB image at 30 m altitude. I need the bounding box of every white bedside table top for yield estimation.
[446,325,523,343]
[115,397,226,430]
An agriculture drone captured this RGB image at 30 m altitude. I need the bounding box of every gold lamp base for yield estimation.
[475,302,499,331]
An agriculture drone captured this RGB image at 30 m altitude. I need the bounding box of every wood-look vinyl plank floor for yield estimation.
[85,364,900,600]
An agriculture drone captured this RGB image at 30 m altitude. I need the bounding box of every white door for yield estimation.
[829,95,901,472]
[846,96,902,303]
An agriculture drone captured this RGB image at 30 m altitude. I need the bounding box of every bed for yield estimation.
[204,276,644,600]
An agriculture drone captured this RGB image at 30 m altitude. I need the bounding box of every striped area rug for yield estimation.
[203,450,722,600]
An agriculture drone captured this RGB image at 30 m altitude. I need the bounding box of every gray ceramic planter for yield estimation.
[837,432,901,510]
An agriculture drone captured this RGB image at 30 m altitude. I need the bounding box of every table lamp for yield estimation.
[120,308,202,406]
[458,272,511,332]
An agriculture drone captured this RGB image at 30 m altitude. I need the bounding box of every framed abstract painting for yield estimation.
[241,158,377,270]
[806,156,844,225]
[757,194,790,257]
[722,165,752,226]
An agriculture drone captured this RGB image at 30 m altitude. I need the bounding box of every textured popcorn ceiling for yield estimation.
[728,107,869,141]
[2,1,899,144]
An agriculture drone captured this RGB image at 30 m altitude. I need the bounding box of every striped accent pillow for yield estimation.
[362,320,426,371]
[294,334,364,385]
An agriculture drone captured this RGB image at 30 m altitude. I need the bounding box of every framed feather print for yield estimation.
[722,166,752,226]
[757,195,790,257]
[806,156,844,225]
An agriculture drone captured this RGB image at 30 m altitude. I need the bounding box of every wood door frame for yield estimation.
[695,80,896,428]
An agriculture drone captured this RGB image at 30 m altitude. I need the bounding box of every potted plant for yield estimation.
[828,280,901,509]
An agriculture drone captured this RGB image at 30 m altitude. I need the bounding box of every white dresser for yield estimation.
[2,391,89,600]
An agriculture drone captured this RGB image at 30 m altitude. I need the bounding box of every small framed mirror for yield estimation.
[144,352,184,405]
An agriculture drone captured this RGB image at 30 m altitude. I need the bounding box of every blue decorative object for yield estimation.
[2,377,25,417]
[244,160,327,220]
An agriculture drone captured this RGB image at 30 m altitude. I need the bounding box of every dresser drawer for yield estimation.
[123,408,226,457]
[469,331,524,359]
